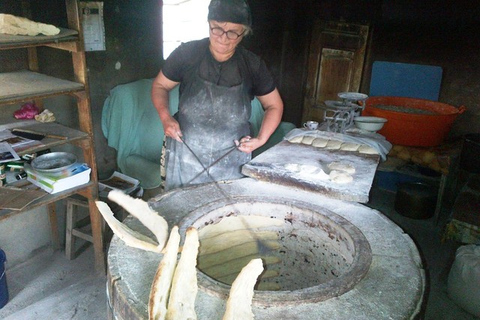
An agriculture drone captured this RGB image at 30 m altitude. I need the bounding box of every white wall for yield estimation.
[0,205,64,268]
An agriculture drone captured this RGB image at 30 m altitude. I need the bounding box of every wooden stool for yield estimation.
[65,198,97,260]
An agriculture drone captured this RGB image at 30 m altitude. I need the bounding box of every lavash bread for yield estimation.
[222,258,264,320]
[149,226,181,320]
[108,190,169,250]
[166,227,199,320]
[95,201,162,252]
[0,14,60,36]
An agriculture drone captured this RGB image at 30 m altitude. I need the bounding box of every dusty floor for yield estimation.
[0,186,478,320]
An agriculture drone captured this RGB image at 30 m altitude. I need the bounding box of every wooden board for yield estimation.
[242,140,379,203]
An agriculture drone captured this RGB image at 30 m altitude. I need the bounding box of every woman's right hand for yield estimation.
[162,115,182,142]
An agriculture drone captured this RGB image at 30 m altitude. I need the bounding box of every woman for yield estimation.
[151,0,283,191]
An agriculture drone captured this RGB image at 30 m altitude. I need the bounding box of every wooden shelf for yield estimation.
[0,70,84,105]
[0,0,105,273]
[0,28,79,50]
[0,181,96,222]
[3,121,89,154]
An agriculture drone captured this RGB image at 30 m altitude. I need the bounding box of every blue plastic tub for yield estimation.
[0,249,8,309]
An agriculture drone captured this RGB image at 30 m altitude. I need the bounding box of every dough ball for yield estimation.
[298,164,319,174]
[301,135,316,145]
[328,162,356,174]
[329,170,353,184]
[340,142,361,152]
[312,138,328,148]
[288,136,303,143]
[284,163,301,173]
[358,145,378,154]
[325,139,342,150]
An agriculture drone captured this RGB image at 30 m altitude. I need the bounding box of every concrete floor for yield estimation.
[0,186,478,320]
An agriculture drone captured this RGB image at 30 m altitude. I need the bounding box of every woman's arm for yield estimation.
[151,71,182,142]
[238,88,284,153]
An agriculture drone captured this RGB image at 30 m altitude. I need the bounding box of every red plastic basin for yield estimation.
[363,96,466,146]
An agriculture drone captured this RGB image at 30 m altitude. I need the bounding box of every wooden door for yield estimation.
[302,21,370,123]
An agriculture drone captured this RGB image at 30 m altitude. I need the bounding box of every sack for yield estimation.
[447,244,480,317]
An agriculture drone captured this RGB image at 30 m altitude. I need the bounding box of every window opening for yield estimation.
[163,0,210,59]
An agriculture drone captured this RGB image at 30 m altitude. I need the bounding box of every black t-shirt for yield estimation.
[162,38,276,100]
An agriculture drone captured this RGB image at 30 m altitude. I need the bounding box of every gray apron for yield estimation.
[164,67,251,191]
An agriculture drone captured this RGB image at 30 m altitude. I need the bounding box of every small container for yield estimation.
[0,164,6,186]
[0,249,8,309]
[394,182,438,219]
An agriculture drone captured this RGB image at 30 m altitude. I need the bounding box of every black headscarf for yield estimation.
[208,0,252,27]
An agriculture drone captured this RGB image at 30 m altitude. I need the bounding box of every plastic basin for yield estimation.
[363,96,466,146]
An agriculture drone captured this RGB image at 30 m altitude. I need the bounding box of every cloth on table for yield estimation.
[284,128,392,161]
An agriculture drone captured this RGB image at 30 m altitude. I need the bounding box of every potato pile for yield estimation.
[388,145,448,174]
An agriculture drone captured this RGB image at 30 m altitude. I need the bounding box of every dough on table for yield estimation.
[327,161,356,174]
[285,163,300,173]
[358,145,378,154]
[301,135,316,145]
[312,138,329,148]
[340,142,361,152]
[288,136,303,143]
[325,139,342,150]
[298,164,319,174]
[329,170,354,184]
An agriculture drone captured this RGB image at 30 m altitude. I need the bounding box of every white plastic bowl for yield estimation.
[354,116,387,132]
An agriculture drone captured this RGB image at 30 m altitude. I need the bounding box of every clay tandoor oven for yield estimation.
[107,179,425,320]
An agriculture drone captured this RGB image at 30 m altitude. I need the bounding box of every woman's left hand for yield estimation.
[236,136,263,154]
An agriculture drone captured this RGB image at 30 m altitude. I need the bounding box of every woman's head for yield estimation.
[207,0,252,60]
[208,0,252,35]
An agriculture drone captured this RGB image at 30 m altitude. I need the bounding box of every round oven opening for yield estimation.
[179,196,372,307]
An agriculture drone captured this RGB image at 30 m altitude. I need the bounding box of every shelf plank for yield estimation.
[0,181,97,222]
[0,70,84,105]
[1,121,90,155]
[0,28,79,50]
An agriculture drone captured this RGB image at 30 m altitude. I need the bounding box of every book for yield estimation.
[25,163,91,194]
[0,141,20,163]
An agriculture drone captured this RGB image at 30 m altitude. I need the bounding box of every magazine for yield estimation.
[0,142,20,163]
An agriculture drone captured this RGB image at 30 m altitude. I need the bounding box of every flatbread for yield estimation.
[301,135,315,145]
[95,201,161,252]
[312,138,329,148]
[329,170,354,184]
[199,216,284,239]
[0,14,60,36]
[108,190,168,250]
[166,227,199,320]
[200,255,280,277]
[218,268,278,285]
[327,161,356,174]
[288,136,303,143]
[358,145,378,154]
[325,139,342,150]
[198,240,280,267]
[340,142,361,151]
[222,258,264,320]
[149,226,181,320]
[199,229,278,255]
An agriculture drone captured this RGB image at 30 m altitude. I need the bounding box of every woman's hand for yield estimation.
[236,136,263,154]
[162,115,182,142]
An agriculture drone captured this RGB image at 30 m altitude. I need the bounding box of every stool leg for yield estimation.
[65,201,76,260]
[48,202,60,250]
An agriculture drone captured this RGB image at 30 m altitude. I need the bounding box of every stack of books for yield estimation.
[25,162,91,194]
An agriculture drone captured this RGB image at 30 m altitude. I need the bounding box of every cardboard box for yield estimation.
[26,163,91,194]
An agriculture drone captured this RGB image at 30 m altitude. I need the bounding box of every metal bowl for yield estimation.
[354,116,387,132]
[31,152,77,173]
